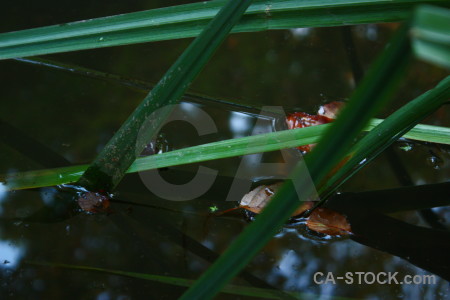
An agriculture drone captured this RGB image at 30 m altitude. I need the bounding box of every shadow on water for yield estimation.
[1,170,449,298]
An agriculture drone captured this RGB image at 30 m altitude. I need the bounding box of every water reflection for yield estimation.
[229,111,253,138]
[290,28,312,40]
[0,182,7,215]
[0,240,25,269]
[39,187,58,206]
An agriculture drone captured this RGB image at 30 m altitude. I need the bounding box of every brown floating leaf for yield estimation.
[306,207,352,236]
[286,112,333,153]
[239,102,347,220]
[77,192,110,213]
[285,101,345,153]
[239,182,313,216]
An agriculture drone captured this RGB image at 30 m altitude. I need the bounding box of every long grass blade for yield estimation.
[14,56,266,114]
[411,5,450,68]
[1,0,448,59]
[2,119,448,191]
[180,23,411,300]
[26,261,357,300]
[76,0,253,191]
[370,118,450,144]
[12,56,450,145]
[318,75,450,200]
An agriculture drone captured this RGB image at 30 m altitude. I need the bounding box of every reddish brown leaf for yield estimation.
[286,112,333,129]
[306,207,352,236]
[286,101,345,153]
[77,192,110,213]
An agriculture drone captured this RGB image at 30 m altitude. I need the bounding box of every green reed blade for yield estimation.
[2,119,448,191]
[411,5,450,68]
[0,0,448,59]
[369,118,450,144]
[318,76,450,200]
[76,0,253,191]
[180,23,411,300]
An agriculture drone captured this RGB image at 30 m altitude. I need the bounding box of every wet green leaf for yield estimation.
[0,0,448,59]
[180,23,412,300]
[411,5,450,68]
[2,120,448,191]
[319,76,450,200]
[76,0,254,191]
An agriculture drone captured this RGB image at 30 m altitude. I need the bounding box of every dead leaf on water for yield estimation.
[239,182,313,216]
[306,207,352,236]
[285,101,345,153]
[77,191,110,213]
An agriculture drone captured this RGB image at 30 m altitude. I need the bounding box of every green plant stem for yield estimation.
[76,0,253,191]
[180,23,411,300]
[318,75,450,200]
[14,57,263,114]
[2,119,448,191]
[411,5,450,68]
[0,0,448,59]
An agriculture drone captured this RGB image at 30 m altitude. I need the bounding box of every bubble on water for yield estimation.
[398,142,414,152]
[0,182,7,215]
[290,28,311,40]
[155,133,170,154]
[359,158,368,165]
[426,155,443,170]
[140,133,171,156]
[13,220,22,226]
[40,187,58,205]
[264,4,272,17]
[366,24,378,41]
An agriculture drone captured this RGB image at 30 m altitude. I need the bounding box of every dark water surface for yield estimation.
[0,1,449,299]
